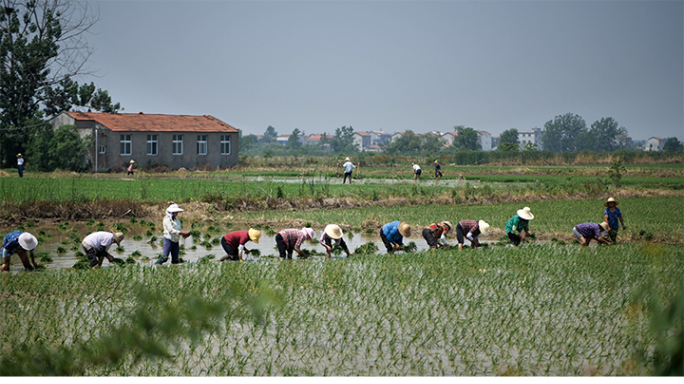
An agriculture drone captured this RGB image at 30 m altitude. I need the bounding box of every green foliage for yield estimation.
[498,128,519,152]
[384,130,422,155]
[287,128,303,150]
[608,157,627,188]
[330,126,358,153]
[453,126,481,151]
[543,113,587,152]
[663,137,684,152]
[27,124,90,171]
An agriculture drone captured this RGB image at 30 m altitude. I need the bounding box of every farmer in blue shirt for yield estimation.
[1,231,39,271]
[603,197,625,243]
[381,221,411,253]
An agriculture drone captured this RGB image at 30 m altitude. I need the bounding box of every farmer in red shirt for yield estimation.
[220,229,261,261]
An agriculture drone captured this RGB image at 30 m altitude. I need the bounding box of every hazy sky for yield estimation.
[83,0,683,140]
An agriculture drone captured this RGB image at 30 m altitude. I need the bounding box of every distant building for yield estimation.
[275,134,290,145]
[367,130,392,146]
[441,132,459,146]
[365,145,383,153]
[49,111,239,171]
[491,136,500,150]
[353,131,371,149]
[477,131,492,151]
[518,128,544,150]
[615,135,633,148]
[644,137,665,152]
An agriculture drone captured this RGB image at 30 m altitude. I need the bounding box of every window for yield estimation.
[99,146,107,154]
[197,135,208,155]
[172,135,183,155]
[147,135,158,156]
[120,135,132,156]
[220,135,231,155]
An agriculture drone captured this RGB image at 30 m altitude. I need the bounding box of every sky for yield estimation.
[81,0,683,141]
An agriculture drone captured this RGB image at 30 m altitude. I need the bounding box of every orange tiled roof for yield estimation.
[354,132,370,136]
[65,112,239,133]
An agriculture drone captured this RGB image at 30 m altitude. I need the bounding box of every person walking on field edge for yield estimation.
[81,231,124,269]
[342,157,355,184]
[456,220,490,250]
[603,197,625,243]
[422,221,452,250]
[434,160,443,181]
[155,203,190,265]
[220,229,261,261]
[1,231,38,271]
[573,222,611,246]
[275,227,315,260]
[381,221,411,254]
[506,207,534,246]
[127,160,135,176]
[320,224,351,259]
[16,153,24,178]
[412,164,422,181]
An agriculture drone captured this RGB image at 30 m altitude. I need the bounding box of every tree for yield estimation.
[384,131,421,155]
[330,126,357,153]
[453,126,481,151]
[581,117,629,152]
[262,126,277,143]
[238,130,257,153]
[498,128,519,152]
[26,123,88,171]
[542,113,587,152]
[663,137,684,152]
[421,133,444,154]
[287,128,302,150]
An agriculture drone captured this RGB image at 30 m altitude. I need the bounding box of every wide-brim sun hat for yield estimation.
[16,153,22,158]
[248,228,261,243]
[130,159,135,163]
[599,222,610,232]
[166,203,184,213]
[604,197,619,207]
[442,221,452,233]
[113,232,124,246]
[398,221,411,237]
[18,233,38,251]
[302,227,315,240]
[345,157,350,161]
[478,220,491,236]
[325,224,343,239]
[517,207,534,220]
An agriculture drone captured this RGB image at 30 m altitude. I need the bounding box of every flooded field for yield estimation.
[2,224,489,271]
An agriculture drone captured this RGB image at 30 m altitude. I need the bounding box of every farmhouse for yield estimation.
[50,112,240,172]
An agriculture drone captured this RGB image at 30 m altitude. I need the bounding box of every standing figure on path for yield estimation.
[380,221,411,254]
[81,231,124,269]
[422,221,452,250]
[275,227,315,260]
[342,157,356,184]
[434,160,443,181]
[127,160,135,176]
[573,222,611,246]
[220,229,261,261]
[320,224,351,259]
[412,164,422,181]
[16,154,24,178]
[505,207,534,246]
[456,220,490,250]
[603,197,625,244]
[1,231,38,271]
[155,203,190,265]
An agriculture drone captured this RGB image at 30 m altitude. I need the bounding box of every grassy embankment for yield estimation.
[1,243,682,375]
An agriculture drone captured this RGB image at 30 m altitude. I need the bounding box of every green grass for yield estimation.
[0,243,681,375]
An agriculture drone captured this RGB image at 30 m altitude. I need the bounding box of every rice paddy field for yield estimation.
[1,244,682,375]
[0,161,682,376]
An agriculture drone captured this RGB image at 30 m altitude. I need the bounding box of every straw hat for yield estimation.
[248,228,261,243]
[442,221,452,233]
[603,197,619,207]
[478,220,491,236]
[130,159,135,164]
[434,160,439,164]
[345,157,350,161]
[398,221,411,237]
[599,222,610,232]
[325,224,343,239]
[112,232,124,246]
[302,227,315,240]
[517,207,534,220]
[16,153,22,158]
[18,233,38,251]
[166,203,184,213]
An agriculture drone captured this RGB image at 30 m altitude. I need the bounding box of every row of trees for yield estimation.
[1,0,120,168]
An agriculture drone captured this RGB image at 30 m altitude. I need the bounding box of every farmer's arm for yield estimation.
[29,250,38,269]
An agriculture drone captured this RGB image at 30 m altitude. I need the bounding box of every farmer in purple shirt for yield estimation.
[572,222,611,246]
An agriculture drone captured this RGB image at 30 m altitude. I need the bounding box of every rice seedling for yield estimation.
[36,252,53,263]
[115,246,125,253]
[56,246,66,253]
[148,236,158,244]
[131,250,142,257]
[133,235,143,241]
[111,222,128,233]
[145,229,154,236]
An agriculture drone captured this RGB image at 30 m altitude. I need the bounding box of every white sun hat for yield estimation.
[478,220,491,236]
[166,203,184,213]
[517,207,534,220]
[18,233,38,251]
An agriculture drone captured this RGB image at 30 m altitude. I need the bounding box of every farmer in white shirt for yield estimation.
[342,157,356,184]
[81,231,124,269]
[412,164,422,181]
